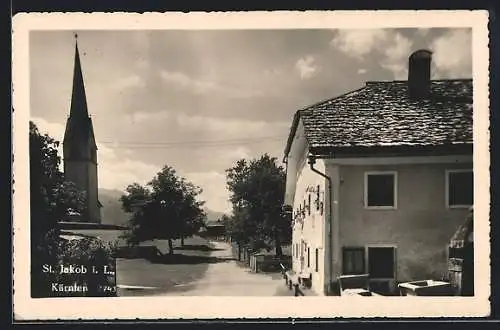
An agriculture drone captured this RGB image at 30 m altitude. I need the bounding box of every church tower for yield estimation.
[63,35,102,223]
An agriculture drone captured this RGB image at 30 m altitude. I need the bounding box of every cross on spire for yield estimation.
[63,33,97,158]
[68,34,89,119]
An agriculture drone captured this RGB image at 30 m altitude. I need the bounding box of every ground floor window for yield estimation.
[342,247,365,275]
[342,246,396,278]
[367,246,396,279]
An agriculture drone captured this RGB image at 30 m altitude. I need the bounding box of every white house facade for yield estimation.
[283,50,474,296]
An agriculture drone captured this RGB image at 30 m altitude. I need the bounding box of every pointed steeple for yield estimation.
[69,34,89,118]
[63,34,98,161]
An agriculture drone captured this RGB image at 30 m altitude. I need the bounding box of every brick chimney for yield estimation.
[408,49,433,99]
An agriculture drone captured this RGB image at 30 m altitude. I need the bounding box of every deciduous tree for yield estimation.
[225,154,290,256]
[120,166,206,254]
[30,121,87,246]
[29,121,88,297]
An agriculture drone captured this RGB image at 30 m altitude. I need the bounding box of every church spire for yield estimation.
[63,34,97,156]
[69,34,89,118]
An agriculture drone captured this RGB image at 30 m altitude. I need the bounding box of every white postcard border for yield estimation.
[12,10,491,320]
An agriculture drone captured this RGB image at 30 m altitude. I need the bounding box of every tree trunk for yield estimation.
[181,236,184,247]
[168,239,174,254]
[275,235,283,257]
[237,243,242,261]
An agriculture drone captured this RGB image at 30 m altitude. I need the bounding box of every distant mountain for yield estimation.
[98,188,226,227]
[98,188,130,227]
[204,208,225,224]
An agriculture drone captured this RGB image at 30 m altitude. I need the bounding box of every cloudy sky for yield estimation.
[30,28,472,213]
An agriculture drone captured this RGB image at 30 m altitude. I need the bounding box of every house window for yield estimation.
[315,248,319,272]
[446,170,473,208]
[307,247,310,267]
[308,194,311,215]
[367,246,396,279]
[342,247,365,275]
[364,171,397,209]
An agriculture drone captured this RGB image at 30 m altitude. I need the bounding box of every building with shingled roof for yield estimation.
[282,50,473,296]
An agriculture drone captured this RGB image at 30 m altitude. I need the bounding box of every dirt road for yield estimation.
[160,241,285,296]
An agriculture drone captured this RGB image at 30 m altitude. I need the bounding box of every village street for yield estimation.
[116,238,290,297]
[158,241,287,296]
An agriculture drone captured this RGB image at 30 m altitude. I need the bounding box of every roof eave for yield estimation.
[283,111,302,162]
[309,143,473,158]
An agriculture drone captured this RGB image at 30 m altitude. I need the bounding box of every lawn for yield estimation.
[116,236,217,296]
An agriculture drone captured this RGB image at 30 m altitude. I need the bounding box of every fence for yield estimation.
[231,242,251,265]
[230,242,292,273]
[250,254,292,273]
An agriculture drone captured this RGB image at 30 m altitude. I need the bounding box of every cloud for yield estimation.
[416,28,431,37]
[204,146,252,170]
[30,117,159,192]
[31,117,66,143]
[175,113,290,139]
[98,155,158,191]
[125,110,171,124]
[225,146,251,161]
[383,33,413,63]
[331,29,390,59]
[263,68,282,77]
[182,171,231,213]
[430,29,472,78]
[160,70,213,93]
[30,117,66,170]
[111,74,145,90]
[159,70,263,98]
[136,58,150,70]
[295,56,319,80]
[331,29,413,79]
[379,33,413,79]
[30,117,238,212]
[380,64,407,80]
[357,68,367,75]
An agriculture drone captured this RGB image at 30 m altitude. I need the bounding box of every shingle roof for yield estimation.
[284,79,473,157]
